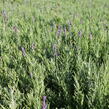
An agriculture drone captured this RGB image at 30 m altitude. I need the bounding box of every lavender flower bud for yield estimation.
[21,47,26,56]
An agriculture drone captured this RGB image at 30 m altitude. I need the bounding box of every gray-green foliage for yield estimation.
[0,0,109,109]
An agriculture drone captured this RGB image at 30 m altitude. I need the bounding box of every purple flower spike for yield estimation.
[68,21,72,31]
[2,10,8,23]
[31,43,36,50]
[42,96,47,109]
[13,26,18,33]
[78,31,82,37]
[56,25,61,37]
[53,44,58,57]
[89,33,93,40]
[2,10,6,17]
[63,26,67,36]
[21,47,26,56]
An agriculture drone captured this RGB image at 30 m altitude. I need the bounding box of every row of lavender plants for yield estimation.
[0,0,109,108]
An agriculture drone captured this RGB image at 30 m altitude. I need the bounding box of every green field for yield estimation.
[1,0,109,109]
